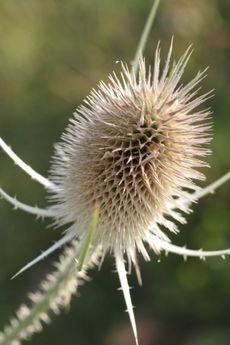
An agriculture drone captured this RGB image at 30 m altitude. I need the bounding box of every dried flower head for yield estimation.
[1,42,230,345]
[49,43,211,258]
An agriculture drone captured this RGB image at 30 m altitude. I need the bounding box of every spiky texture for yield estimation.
[0,241,101,345]
[49,44,211,261]
[1,43,230,345]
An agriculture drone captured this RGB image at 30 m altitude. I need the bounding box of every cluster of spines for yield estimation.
[0,242,101,345]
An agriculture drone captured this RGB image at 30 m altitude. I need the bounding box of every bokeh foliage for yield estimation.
[0,1,229,344]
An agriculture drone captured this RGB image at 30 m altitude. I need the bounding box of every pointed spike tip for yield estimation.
[115,251,139,345]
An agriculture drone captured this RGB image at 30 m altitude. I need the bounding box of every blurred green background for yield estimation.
[0,0,230,344]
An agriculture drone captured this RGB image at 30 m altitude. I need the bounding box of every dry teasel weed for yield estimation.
[0,1,230,344]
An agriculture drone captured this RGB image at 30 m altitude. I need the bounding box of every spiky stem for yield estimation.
[11,232,76,279]
[0,210,99,345]
[149,235,230,260]
[115,252,138,345]
[0,138,57,191]
[193,171,230,200]
[0,188,55,218]
[0,240,100,345]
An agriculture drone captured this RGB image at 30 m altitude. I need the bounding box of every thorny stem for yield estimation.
[11,232,76,279]
[0,138,56,191]
[0,212,99,345]
[193,171,230,200]
[0,187,55,218]
[132,0,160,75]
[0,242,80,345]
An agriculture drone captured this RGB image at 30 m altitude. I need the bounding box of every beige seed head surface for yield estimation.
[49,44,212,260]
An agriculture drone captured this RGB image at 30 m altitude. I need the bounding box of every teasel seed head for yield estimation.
[49,42,212,261]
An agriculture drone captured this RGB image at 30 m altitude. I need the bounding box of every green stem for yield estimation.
[132,0,161,75]
[0,241,82,345]
[0,208,100,345]
[77,206,99,271]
